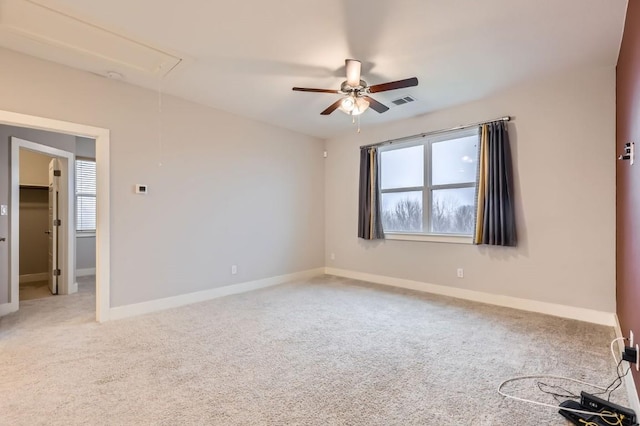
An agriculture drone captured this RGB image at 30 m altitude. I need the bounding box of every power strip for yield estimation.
[559,400,606,425]
[581,392,637,426]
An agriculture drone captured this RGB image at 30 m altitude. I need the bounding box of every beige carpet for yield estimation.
[0,275,629,425]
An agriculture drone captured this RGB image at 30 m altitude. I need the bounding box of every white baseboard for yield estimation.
[109,268,325,321]
[0,301,18,317]
[19,272,47,283]
[76,268,96,277]
[614,315,640,414]
[325,267,616,326]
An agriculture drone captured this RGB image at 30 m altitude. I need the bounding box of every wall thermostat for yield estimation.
[135,184,148,194]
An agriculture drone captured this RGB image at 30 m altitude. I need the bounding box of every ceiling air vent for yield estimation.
[391,96,416,106]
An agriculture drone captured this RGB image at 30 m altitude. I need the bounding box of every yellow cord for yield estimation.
[600,410,623,425]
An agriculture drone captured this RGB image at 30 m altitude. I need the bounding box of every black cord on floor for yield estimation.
[536,359,629,404]
[536,381,580,403]
[593,359,630,401]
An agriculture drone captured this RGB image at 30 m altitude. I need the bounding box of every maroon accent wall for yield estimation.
[617,0,640,391]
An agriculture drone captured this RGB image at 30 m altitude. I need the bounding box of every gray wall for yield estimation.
[19,188,48,275]
[0,125,76,304]
[76,137,95,158]
[76,236,96,271]
[325,66,616,312]
[0,47,325,309]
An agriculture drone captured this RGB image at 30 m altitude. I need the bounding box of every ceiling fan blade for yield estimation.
[321,99,344,115]
[363,96,389,113]
[292,87,341,94]
[368,77,418,93]
[345,59,362,86]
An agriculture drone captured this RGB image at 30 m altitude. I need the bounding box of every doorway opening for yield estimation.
[0,110,110,322]
[18,148,62,301]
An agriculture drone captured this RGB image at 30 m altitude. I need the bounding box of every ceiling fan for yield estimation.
[292,59,418,116]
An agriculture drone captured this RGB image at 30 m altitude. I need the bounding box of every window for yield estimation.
[379,128,479,238]
[76,158,96,233]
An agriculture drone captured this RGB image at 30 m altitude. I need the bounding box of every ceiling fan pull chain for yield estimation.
[357,114,361,133]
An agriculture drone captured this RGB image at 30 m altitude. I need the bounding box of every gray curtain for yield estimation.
[358,146,385,240]
[474,121,517,246]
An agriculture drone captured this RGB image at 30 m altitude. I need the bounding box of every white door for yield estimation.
[48,158,60,295]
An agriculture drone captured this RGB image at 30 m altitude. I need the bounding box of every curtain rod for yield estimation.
[359,116,512,149]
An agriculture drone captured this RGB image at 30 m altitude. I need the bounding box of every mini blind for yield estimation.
[76,159,96,232]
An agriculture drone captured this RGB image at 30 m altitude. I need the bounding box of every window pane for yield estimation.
[432,135,478,185]
[431,188,475,234]
[76,160,96,194]
[381,191,423,232]
[380,145,423,189]
[76,159,96,232]
[77,195,96,232]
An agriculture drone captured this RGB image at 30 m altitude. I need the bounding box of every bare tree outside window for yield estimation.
[382,198,423,232]
[454,205,475,233]
[382,196,474,234]
[431,196,475,234]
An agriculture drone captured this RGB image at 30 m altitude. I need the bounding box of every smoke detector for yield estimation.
[105,71,124,80]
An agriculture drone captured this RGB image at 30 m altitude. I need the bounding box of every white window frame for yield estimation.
[379,127,479,244]
[75,157,96,236]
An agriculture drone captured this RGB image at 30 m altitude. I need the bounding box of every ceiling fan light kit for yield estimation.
[292,58,418,126]
[339,94,369,115]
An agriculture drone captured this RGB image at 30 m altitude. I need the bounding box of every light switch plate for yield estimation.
[0,205,7,216]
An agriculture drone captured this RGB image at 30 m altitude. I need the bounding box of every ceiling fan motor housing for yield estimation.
[340,80,368,95]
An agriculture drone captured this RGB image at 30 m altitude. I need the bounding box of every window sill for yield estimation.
[76,232,96,238]
[384,232,473,244]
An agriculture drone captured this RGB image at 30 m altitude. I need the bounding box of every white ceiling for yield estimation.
[0,0,628,138]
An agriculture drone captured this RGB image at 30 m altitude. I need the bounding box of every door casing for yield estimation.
[0,110,110,322]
